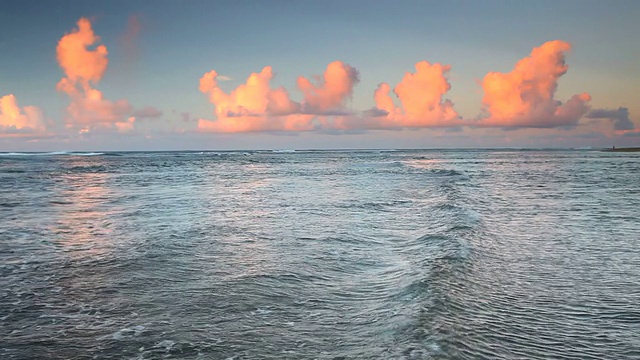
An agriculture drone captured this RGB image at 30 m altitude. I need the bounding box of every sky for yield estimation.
[1,0,639,151]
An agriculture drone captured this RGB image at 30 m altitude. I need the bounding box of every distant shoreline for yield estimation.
[602,147,640,152]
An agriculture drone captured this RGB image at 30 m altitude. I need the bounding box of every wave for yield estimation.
[0,151,104,157]
[430,168,465,177]
[0,151,67,156]
[73,152,105,156]
[402,160,467,177]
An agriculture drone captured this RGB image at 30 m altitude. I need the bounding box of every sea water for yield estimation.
[1,149,639,359]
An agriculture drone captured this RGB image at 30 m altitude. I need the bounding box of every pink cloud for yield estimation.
[198,66,314,132]
[198,114,315,133]
[361,61,460,129]
[478,40,591,128]
[195,42,628,135]
[199,66,299,118]
[297,61,359,114]
[114,116,136,133]
[56,18,133,130]
[0,94,46,135]
[197,60,463,133]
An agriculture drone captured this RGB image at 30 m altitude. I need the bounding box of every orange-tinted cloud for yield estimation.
[199,60,463,133]
[56,18,108,85]
[56,18,132,130]
[0,94,46,134]
[479,40,591,127]
[198,114,315,133]
[366,61,460,128]
[196,43,624,134]
[297,61,359,114]
[199,66,299,118]
[198,66,314,132]
[114,116,136,133]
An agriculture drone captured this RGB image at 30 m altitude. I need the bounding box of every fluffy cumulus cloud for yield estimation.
[198,65,319,132]
[586,107,635,131]
[365,61,460,129]
[56,18,133,132]
[199,66,299,118]
[0,94,46,135]
[196,39,634,137]
[297,61,359,114]
[197,60,463,132]
[478,40,591,128]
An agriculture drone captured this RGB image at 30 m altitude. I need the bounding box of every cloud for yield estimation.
[198,66,315,132]
[56,18,133,130]
[132,106,163,118]
[114,116,136,133]
[199,66,299,118]
[56,18,108,85]
[478,40,591,128]
[199,60,462,133]
[353,61,460,129]
[586,107,634,131]
[198,114,315,133]
[195,42,622,135]
[297,61,359,114]
[0,94,46,135]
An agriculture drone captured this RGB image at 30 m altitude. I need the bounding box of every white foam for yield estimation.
[73,152,104,156]
[155,339,175,351]
[109,325,146,340]
[0,151,66,156]
[252,308,272,315]
[0,151,103,156]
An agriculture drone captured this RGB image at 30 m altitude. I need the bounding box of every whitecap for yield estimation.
[0,151,68,156]
[155,339,175,351]
[71,152,104,156]
[108,325,146,340]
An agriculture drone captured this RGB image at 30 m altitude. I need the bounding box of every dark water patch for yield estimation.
[337,199,414,212]
[63,164,112,173]
[0,201,22,208]
[429,168,466,177]
[0,169,27,174]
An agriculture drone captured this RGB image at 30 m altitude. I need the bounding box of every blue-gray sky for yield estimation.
[1,0,639,150]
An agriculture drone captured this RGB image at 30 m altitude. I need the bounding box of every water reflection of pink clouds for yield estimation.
[402,158,444,169]
[50,163,118,259]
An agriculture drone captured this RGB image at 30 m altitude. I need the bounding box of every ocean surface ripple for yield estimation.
[1,149,639,359]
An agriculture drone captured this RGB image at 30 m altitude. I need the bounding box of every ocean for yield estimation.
[1,149,639,359]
